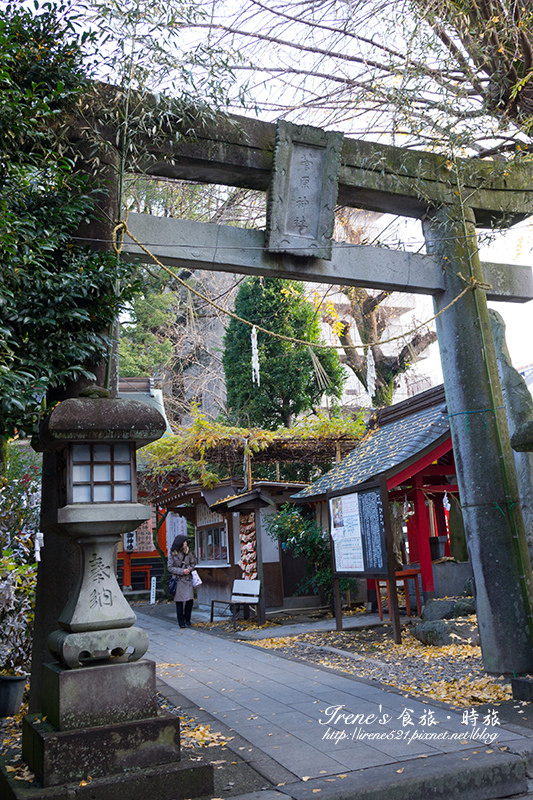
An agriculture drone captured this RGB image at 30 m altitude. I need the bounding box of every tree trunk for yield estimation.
[372,379,394,407]
[0,437,7,478]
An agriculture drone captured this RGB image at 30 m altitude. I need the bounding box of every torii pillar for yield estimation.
[424,204,533,674]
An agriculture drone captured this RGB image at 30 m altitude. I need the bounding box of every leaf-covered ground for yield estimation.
[0,694,271,796]
[139,602,518,711]
[248,622,512,707]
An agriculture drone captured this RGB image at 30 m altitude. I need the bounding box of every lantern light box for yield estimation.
[69,442,136,504]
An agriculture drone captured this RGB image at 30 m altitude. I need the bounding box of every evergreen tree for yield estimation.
[223,278,346,428]
[0,2,136,462]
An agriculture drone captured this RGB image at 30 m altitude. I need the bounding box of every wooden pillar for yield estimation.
[333,578,343,632]
[381,477,402,644]
[406,515,418,562]
[412,476,434,598]
[434,497,447,537]
[424,203,533,673]
[122,552,132,590]
[253,502,266,625]
[434,498,451,557]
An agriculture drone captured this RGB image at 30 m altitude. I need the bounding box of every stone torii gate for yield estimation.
[120,115,533,676]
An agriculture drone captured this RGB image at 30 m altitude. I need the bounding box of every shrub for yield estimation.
[266,503,356,605]
[0,549,37,674]
[0,444,41,674]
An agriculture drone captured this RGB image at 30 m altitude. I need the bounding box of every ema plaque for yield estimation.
[266,121,343,260]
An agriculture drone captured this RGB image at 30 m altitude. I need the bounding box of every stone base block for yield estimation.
[1,751,213,800]
[512,676,533,701]
[22,711,181,787]
[41,659,158,730]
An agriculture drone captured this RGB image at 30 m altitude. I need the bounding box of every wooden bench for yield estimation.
[210,579,261,629]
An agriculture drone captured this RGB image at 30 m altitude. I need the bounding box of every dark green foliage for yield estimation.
[223,278,346,429]
[252,459,336,485]
[0,3,137,441]
[1,169,138,438]
[265,503,332,599]
[0,2,90,170]
[119,289,177,378]
[266,503,355,604]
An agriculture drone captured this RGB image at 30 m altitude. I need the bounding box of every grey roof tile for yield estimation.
[292,403,450,500]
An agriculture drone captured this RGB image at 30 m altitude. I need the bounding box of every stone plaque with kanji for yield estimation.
[266,121,343,259]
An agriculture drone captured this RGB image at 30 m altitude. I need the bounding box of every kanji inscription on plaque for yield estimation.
[266,121,343,259]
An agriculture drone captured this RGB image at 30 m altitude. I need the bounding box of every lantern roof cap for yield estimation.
[33,397,166,452]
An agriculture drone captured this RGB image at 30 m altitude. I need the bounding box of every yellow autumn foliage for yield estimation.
[142,407,365,486]
[251,627,510,708]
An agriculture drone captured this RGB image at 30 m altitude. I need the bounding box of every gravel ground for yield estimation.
[242,621,513,707]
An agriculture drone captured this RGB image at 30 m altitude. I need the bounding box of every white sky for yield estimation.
[409,221,533,394]
[481,221,533,370]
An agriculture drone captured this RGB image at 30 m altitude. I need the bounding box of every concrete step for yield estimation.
[492,776,533,800]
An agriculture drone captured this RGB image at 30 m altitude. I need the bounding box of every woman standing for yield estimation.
[168,534,196,628]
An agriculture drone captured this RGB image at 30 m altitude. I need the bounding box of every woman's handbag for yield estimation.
[191,569,202,588]
[167,575,177,599]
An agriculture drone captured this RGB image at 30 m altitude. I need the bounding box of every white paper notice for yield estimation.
[330,493,365,571]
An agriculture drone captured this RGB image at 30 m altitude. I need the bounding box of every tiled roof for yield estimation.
[292,402,450,501]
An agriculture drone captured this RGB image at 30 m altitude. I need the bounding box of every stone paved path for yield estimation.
[138,610,531,785]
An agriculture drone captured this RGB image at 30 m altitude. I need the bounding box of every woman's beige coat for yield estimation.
[168,549,196,602]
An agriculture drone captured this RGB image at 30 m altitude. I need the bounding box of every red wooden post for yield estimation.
[406,515,418,562]
[413,475,434,596]
[434,497,451,556]
[122,551,132,590]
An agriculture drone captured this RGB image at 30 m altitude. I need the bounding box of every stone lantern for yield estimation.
[19,397,213,796]
[33,397,161,672]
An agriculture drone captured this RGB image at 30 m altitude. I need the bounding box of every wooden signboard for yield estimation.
[330,487,388,575]
[329,479,401,643]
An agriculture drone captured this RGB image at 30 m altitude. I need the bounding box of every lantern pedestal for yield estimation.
[18,660,214,797]
[41,659,158,729]
[19,659,213,797]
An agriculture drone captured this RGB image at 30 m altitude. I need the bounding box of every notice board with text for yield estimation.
[329,487,388,575]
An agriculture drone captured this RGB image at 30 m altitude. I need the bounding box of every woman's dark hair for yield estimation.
[171,534,188,552]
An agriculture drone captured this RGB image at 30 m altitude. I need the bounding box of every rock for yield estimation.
[463,576,475,597]
[413,619,480,646]
[422,599,456,621]
[421,596,476,621]
[453,597,476,616]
